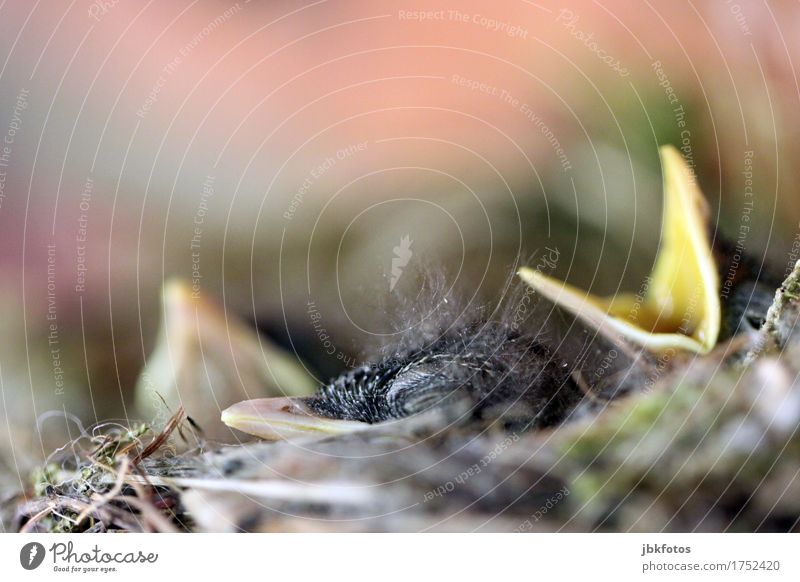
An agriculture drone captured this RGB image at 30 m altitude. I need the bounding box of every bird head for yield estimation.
[222,321,587,441]
[221,352,474,441]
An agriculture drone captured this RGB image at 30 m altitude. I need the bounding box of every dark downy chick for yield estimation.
[222,272,650,440]
[304,320,582,431]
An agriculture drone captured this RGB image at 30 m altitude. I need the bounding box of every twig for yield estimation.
[132,407,184,465]
[162,476,375,506]
[19,504,53,533]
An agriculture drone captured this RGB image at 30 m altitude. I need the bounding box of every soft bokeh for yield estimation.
[0,0,799,474]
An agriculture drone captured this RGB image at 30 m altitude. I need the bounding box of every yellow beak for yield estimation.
[519,145,720,354]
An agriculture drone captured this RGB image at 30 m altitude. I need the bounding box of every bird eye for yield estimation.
[398,388,450,415]
[386,363,466,417]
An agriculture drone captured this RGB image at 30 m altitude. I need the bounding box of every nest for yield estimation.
[6,408,197,533]
[5,265,800,533]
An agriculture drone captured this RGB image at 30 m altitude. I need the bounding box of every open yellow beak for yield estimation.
[519,145,720,355]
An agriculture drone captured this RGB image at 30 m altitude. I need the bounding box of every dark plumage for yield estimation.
[304,320,586,430]
[292,234,783,433]
[280,265,658,435]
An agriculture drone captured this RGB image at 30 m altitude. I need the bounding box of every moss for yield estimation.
[31,463,60,497]
[550,347,800,530]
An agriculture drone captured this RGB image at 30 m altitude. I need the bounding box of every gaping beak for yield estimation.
[221,397,370,441]
[519,145,720,354]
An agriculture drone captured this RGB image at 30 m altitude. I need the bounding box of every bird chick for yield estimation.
[222,146,781,441]
[303,320,585,430]
[221,277,649,441]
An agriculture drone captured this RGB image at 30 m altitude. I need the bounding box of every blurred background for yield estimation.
[1,0,799,480]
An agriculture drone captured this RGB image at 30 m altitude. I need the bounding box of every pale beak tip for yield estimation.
[221,397,370,441]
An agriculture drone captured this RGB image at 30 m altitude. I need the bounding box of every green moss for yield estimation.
[31,463,60,497]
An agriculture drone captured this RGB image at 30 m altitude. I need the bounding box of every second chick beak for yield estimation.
[221,397,370,441]
[519,145,720,355]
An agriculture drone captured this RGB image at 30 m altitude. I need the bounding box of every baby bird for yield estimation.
[222,146,782,441]
[222,275,656,441]
[224,237,779,442]
[302,318,587,430]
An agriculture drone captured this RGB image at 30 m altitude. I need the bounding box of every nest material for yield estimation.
[6,263,800,533]
[5,408,197,533]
